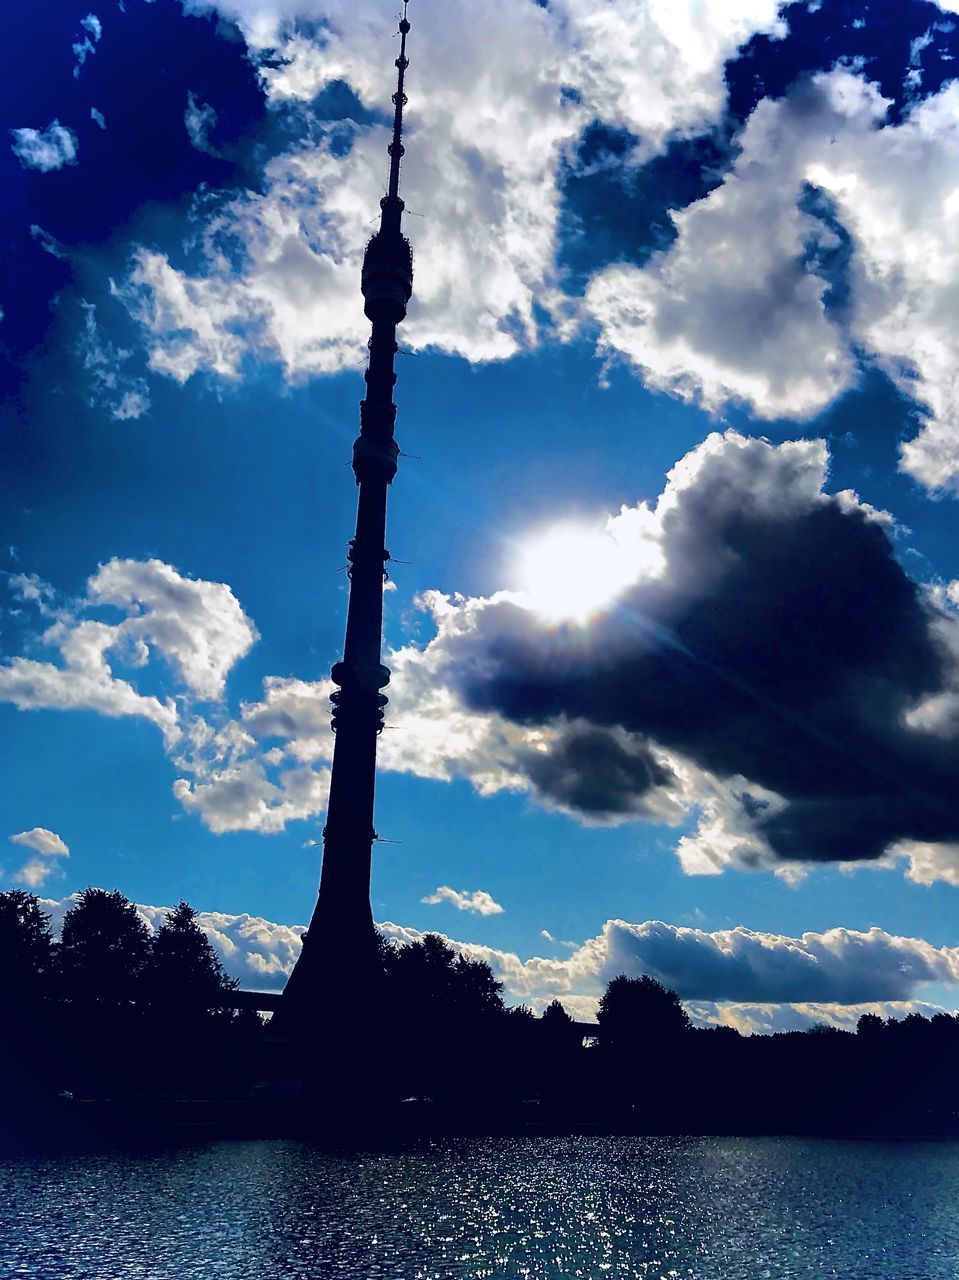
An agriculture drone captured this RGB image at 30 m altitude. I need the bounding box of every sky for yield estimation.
[6,0,959,1033]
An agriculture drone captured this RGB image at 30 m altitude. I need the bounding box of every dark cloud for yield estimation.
[437,433,959,864]
[515,722,676,819]
[601,919,959,1004]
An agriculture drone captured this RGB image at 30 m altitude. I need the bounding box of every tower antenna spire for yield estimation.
[279,3,415,1069]
[386,1,411,206]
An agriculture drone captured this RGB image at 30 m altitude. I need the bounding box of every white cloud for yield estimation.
[14,859,61,889]
[32,895,959,1030]
[586,68,959,495]
[76,301,151,421]
[173,759,331,834]
[9,829,70,889]
[422,886,505,916]
[184,92,218,155]
[688,998,948,1036]
[10,828,69,857]
[125,0,787,381]
[0,651,179,740]
[6,571,57,615]
[73,13,102,76]
[0,557,258,752]
[90,107,106,130]
[86,558,258,701]
[11,121,78,172]
[882,839,959,888]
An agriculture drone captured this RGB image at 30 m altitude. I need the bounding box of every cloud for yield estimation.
[882,839,959,888]
[173,758,331,835]
[73,13,102,76]
[0,651,179,740]
[422,886,505,916]
[124,0,786,381]
[370,431,959,871]
[28,887,959,1032]
[596,919,959,1004]
[10,828,69,857]
[184,92,218,155]
[689,999,949,1036]
[34,896,959,1033]
[10,121,78,172]
[9,828,70,889]
[76,301,151,421]
[14,860,61,889]
[0,557,258,749]
[85,558,258,701]
[586,68,959,495]
[43,895,306,986]
[90,107,106,131]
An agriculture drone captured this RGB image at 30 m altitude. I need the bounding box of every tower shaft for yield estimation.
[282,7,413,1015]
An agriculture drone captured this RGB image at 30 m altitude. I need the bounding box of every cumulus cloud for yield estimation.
[10,121,78,172]
[35,896,959,1033]
[0,557,257,749]
[86,558,258,701]
[422,886,505,916]
[162,431,959,857]
[689,999,949,1037]
[76,301,151,421]
[173,758,331,834]
[10,828,69,857]
[43,896,306,986]
[124,0,786,381]
[10,828,70,889]
[367,431,959,871]
[586,68,959,494]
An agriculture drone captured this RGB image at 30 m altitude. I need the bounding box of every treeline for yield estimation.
[1,889,259,1101]
[3,888,958,1135]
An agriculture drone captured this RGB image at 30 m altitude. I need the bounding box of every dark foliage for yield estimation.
[0,889,55,1000]
[0,888,262,1105]
[4,888,959,1137]
[57,888,152,1008]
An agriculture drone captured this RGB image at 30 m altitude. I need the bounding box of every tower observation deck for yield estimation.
[279,4,414,1035]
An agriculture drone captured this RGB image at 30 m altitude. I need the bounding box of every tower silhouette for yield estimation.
[280,4,414,1028]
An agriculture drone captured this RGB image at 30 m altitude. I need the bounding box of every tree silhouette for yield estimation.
[144,902,254,1099]
[385,933,505,1022]
[0,891,58,1099]
[597,974,691,1053]
[57,888,152,1007]
[0,890,55,1000]
[379,932,506,1101]
[145,901,237,1010]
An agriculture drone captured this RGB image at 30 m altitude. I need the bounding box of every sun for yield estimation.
[514,522,642,623]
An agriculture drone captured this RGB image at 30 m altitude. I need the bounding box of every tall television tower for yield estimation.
[281,3,414,1024]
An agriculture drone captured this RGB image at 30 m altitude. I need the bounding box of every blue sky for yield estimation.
[6,0,959,1030]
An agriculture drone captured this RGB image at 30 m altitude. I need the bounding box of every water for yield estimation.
[0,1136,956,1278]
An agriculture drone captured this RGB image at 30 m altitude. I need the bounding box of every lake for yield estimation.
[0,1135,956,1278]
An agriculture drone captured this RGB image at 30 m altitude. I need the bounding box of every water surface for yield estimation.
[1,1136,955,1278]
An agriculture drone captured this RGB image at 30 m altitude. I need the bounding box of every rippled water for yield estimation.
[1,1136,957,1278]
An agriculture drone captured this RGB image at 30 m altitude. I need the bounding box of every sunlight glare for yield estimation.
[516,522,649,622]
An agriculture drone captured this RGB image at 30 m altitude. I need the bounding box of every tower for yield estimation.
[280,4,414,1026]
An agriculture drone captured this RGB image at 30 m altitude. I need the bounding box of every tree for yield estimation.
[385,933,505,1022]
[57,888,152,1006]
[597,974,691,1052]
[0,891,59,1098]
[541,998,575,1031]
[145,901,236,1010]
[0,890,55,1000]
